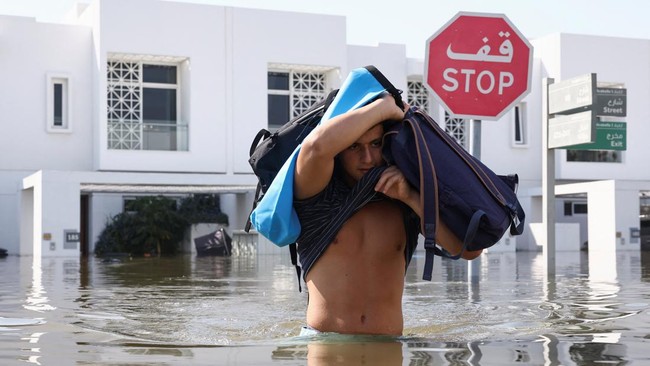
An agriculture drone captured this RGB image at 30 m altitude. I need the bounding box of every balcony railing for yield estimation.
[108,119,188,151]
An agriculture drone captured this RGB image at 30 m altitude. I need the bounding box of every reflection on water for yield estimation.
[0,250,649,365]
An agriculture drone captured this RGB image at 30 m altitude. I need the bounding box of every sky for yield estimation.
[2,0,650,59]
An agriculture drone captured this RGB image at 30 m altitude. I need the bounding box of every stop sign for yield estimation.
[425,12,533,120]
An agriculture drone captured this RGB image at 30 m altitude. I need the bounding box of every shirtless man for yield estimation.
[293,93,482,336]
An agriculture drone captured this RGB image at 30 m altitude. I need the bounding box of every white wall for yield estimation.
[0,16,93,172]
[229,7,348,174]
[347,43,409,93]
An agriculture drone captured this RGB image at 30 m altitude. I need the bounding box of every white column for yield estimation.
[587,180,617,281]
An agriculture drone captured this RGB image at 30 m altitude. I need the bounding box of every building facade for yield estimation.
[1,0,648,257]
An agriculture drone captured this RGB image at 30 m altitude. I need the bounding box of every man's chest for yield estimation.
[333,200,406,253]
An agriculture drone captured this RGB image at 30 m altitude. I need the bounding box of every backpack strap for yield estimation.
[401,110,440,281]
[289,243,302,292]
[249,129,271,157]
[244,182,262,233]
[245,128,272,233]
[437,210,485,261]
[507,174,526,236]
[364,65,404,110]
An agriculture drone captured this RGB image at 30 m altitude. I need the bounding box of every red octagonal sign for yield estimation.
[425,12,533,120]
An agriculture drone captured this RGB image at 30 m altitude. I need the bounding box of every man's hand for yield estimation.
[374,166,421,216]
[370,94,410,123]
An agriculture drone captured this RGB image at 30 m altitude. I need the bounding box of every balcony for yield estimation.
[108,119,188,151]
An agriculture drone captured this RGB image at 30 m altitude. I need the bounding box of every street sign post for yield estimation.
[547,73,598,149]
[424,12,533,120]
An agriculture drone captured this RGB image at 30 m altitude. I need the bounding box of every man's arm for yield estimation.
[375,166,483,260]
[294,95,405,200]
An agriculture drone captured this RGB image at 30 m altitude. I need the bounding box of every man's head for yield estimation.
[337,124,384,185]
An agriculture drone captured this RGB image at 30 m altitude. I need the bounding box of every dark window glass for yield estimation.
[564,202,573,216]
[143,65,177,84]
[268,94,290,127]
[574,203,588,214]
[53,83,63,126]
[567,150,621,163]
[123,199,137,213]
[143,88,177,123]
[514,106,522,142]
[268,72,289,90]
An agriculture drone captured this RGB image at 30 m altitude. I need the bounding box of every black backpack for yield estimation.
[244,89,339,290]
[383,107,526,280]
[245,89,339,231]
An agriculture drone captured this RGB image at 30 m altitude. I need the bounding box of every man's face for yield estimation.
[338,124,384,184]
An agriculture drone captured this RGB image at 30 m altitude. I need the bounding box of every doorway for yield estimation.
[80,194,89,257]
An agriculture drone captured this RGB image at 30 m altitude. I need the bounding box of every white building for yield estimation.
[1,0,648,258]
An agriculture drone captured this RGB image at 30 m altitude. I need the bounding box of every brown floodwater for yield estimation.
[1,249,649,365]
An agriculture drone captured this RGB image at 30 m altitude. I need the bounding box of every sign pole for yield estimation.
[542,78,556,277]
[469,119,481,283]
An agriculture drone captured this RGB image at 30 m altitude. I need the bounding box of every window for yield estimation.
[407,80,429,113]
[444,111,468,150]
[107,59,186,151]
[513,103,527,146]
[268,69,327,130]
[46,74,71,132]
[564,201,588,216]
[566,150,622,163]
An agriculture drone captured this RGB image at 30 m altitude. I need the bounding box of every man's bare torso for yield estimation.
[304,200,407,335]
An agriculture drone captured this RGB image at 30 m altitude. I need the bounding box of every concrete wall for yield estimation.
[0,16,93,172]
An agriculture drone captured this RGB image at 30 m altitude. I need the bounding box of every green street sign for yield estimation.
[565,121,626,151]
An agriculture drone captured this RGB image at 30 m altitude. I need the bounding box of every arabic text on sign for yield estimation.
[446,31,515,64]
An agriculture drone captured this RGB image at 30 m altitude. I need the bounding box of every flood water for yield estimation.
[1,249,649,365]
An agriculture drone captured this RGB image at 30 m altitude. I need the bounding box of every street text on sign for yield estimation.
[596,88,626,117]
[548,74,596,115]
[548,110,596,149]
[566,121,627,151]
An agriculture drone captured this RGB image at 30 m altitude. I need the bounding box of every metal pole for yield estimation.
[469,119,481,282]
[542,78,556,277]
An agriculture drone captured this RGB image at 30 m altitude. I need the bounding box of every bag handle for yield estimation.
[364,65,405,110]
[249,129,271,157]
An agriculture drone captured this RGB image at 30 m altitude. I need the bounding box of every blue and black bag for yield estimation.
[383,106,526,280]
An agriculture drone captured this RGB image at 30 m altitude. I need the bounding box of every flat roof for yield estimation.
[80,183,256,194]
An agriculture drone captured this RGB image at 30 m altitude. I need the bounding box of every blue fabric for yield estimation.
[250,67,388,246]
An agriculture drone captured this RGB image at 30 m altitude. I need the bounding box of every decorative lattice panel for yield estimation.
[107,61,142,150]
[291,71,326,117]
[407,81,429,113]
[445,111,468,150]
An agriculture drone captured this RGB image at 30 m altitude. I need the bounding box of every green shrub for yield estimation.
[95,194,230,257]
[94,212,138,256]
[178,194,229,225]
[95,196,187,256]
